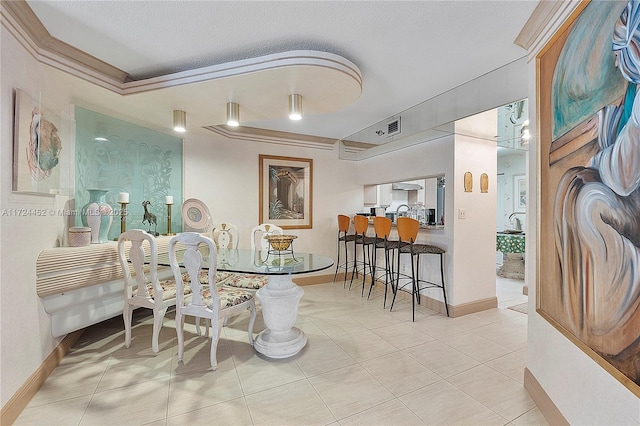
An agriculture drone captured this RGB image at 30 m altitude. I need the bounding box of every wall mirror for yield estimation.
[338,59,528,161]
[365,175,445,227]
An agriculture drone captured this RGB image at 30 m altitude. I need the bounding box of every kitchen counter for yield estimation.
[386,221,445,230]
[418,224,445,230]
[358,216,446,232]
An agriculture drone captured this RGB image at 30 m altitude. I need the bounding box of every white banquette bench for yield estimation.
[36,236,174,337]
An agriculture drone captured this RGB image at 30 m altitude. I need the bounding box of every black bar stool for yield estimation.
[333,214,357,287]
[390,217,449,321]
[350,215,377,295]
[367,216,400,308]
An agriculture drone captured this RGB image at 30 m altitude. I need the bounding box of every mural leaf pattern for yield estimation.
[74,107,183,240]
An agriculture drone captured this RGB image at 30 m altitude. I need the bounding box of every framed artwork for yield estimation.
[513,175,526,211]
[259,155,312,229]
[538,0,640,395]
[13,89,68,195]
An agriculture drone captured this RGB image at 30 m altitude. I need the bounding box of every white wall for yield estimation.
[1,26,70,408]
[452,134,497,306]
[525,2,640,423]
[0,24,361,408]
[182,131,361,258]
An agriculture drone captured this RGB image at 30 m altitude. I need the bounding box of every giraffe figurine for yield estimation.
[142,201,158,236]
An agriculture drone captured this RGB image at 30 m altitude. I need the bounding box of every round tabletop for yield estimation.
[215,249,334,275]
[159,247,334,276]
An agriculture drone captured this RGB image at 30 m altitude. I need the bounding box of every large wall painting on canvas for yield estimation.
[75,107,183,240]
[539,0,640,394]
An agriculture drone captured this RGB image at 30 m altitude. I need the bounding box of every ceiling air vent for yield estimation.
[387,117,401,137]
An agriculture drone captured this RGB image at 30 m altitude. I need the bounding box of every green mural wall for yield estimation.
[74,107,183,239]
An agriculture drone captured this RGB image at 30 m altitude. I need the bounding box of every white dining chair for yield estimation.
[211,222,239,249]
[250,223,284,252]
[179,222,238,335]
[199,221,265,336]
[117,229,182,353]
[212,222,269,292]
[169,232,256,370]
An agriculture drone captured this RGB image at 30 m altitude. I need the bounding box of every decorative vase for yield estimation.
[81,189,113,244]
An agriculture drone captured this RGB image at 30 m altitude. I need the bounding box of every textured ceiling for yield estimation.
[25,0,538,140]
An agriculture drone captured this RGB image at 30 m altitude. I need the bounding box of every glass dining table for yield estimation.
[157,246,334,359]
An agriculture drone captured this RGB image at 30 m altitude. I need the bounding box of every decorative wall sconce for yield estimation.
[480,173,489,193]
[173,110,186,133]
[464,171,473,192]
[226,102,240,127]
[289,94,303,120]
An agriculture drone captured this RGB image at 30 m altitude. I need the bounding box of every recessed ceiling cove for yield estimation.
[3,0,362,132]
[125,50,363,126]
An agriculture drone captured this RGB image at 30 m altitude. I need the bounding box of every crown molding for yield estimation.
[205,125,337,150]
[122,50,362,96]
[514,0,585,59]
[514,1,564,50]
[1,0,362,102]
[1,0,129,90]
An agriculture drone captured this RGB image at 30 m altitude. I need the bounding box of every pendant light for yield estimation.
[94,123,108,141]
[173,110,186,133]
[289,94,303,120]
[226,102,240,127]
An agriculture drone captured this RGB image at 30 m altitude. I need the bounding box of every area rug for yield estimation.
[507,302,528,314]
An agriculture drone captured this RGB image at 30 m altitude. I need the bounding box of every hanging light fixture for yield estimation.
[173,110,186,133]
[289,94,303,120]
[226,102,240,127]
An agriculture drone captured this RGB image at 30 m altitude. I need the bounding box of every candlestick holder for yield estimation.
[165,203,176,236]
[113,201,129,240]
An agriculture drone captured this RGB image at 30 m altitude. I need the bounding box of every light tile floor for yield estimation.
[495,274,528,310]
[16,276,544,425]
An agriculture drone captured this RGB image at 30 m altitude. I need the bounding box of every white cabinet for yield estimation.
[378,184,393,206]
[363,184,393,206]
[363,185,377,206]
[422,178,437,209]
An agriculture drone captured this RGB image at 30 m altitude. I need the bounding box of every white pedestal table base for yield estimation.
[254,275,306,358]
